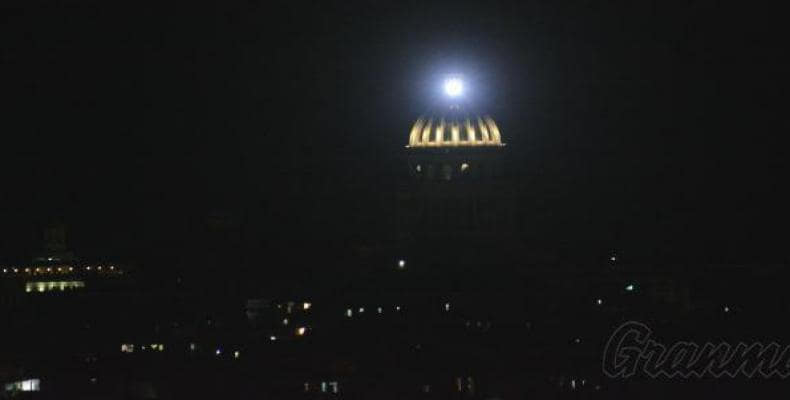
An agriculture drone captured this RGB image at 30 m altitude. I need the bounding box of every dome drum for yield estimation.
[407,115,505,148]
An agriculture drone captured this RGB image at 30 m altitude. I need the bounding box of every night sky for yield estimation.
[2,1,787,267]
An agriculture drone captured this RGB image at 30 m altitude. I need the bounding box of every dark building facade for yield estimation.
[395,105,521,265]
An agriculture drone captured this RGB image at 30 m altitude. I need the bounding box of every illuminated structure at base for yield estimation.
[1,224,126,295]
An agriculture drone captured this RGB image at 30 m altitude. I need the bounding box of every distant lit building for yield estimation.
[1,224,128,297]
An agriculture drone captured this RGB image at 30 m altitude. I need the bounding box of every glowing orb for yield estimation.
[443,77,463,97]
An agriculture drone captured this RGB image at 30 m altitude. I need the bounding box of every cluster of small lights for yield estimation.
[276,301,312,314]
[120,343,164,353]
[2,265,121,276]
[121,342,247,359]
[345,305,403,318]
[213,347,243,358]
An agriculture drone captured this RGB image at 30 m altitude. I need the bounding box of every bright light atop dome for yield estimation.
[443,77,463,97]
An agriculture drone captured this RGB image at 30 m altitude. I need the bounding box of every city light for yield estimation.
[4,379,40,392]
[24,281,85,293]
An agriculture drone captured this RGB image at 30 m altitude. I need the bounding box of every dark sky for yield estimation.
[2,1,788,266]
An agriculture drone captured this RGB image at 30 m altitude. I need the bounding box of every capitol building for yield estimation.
[393,79,520,266]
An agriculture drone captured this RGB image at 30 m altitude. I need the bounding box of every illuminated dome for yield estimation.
[407,109,504,148]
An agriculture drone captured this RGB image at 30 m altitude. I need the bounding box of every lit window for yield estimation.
[4,379,40,392]
[345,308,353,318]
[303,302,312,310]
[25,281,85,293]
